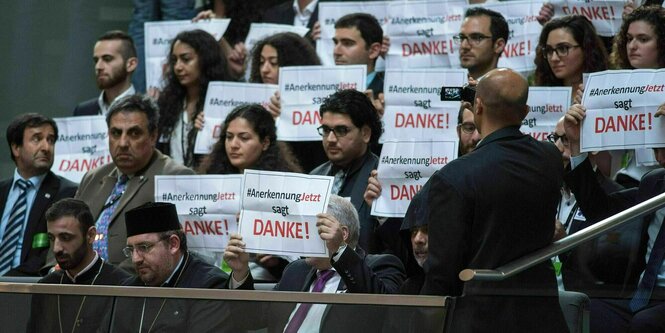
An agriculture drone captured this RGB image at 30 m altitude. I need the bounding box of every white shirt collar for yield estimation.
[65,252,100,283]
[97,84,136,115]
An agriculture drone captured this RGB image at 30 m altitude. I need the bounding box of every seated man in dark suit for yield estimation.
[0,113,77,276]
[27,198,130,333]
[73,30,138,116]
[563,101,665,332]
[224,194,405,333]
[113,202,235,332]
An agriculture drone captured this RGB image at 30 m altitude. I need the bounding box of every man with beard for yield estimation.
[455,8,508,80]
[310,90,383,253]
[26,198,130,333]
[0,114,77,276]
[113,202,234,332]
[73,30,138,116]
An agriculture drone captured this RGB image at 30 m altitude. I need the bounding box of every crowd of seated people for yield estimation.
[3,1,665,332]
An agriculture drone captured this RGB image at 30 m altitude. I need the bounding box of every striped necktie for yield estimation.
[93,175,128,261]
[0,179,32,275]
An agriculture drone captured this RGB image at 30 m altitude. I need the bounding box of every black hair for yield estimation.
[319,89,383,145]
[46,198,95,236]
[97,30,137,60]
[106,94,160,134]
[6,113,58,161]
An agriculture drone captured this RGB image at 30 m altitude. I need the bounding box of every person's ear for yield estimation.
[87,226,97,245]
[126,57,138,73]
[168,234,180,254]
[493,38,506,56]
[361,125,371,144]
[368,42,382,60]
[261,137,270,151]
[341,225,350,243]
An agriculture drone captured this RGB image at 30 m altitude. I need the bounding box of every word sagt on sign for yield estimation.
[239,170,333,257]
[155,174,242,251]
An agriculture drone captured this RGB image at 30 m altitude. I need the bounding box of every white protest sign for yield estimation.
[580,69,665,152]
[52,116,110,183]
[194,82,278,154]
[317,1,391,66]
[155,175,242,251]
[385,0,466,69]
[277,65,366,141]
[550,0,624,37]
[371,139,458,218]
[382,68,467,141]
[144,19,230,90]
[486,1,542,73]
[239,170,334,257]
[521,87,572,141]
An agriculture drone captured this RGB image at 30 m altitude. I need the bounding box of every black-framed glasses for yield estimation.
[317,125,355,138]
[541,44,581,59]
[458,122,477,134]
[547,133,568,145]
[123,236,169,257]
[452,33,492,46]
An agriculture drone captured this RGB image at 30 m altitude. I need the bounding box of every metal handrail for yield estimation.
[459,191,665,282]
[0,282,447,307]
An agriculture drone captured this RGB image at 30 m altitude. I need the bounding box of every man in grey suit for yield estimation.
[73,30,138,116]
[74,94,194,270]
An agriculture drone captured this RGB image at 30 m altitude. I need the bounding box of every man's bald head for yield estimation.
[475,68,529,126]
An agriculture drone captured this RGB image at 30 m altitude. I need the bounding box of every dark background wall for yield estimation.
[0,1,133,178]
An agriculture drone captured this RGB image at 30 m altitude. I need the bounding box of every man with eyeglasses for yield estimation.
[311,89,383,254]
[27,198,130,333]
[113,202,235,332]
[454,7,509,80]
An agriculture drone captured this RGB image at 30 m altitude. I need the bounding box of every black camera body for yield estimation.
[440,85,476,104]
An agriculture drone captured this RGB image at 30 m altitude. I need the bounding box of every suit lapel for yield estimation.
[22,172,59,261]
[109,174,148,225]
[0,179,11,216]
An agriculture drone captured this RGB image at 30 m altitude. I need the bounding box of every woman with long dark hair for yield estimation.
[534,15,608,90]
[156,29,231,168]
[247,32,327,173]
[199,104,301,281]
[198,103,301,174]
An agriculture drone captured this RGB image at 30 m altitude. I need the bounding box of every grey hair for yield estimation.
[326,195,360,248]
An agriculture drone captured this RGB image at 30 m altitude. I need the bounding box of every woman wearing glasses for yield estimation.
[534,15,608,92]
[198,104,301,282]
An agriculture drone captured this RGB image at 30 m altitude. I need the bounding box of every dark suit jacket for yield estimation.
[367,71,384,96]
[27,256,131,333]
[74,150,194,268]
[262,1,319,31]
[233,247,405,333]
[0,171,77,276]
[411,126,567,332]
[310,150,379,252]
[565,157,664,293]
[114,252,235,333]
[72,98,101,116]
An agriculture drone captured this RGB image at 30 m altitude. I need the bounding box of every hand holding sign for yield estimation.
[564,104,587,156]
[316,213,346,256]
[223,234,250,281]
[363,169,381,206]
